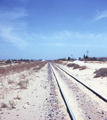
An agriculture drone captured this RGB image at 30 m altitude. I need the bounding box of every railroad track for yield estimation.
[49,63,76,120]
[50,62,107,120]
[51,63,107,102]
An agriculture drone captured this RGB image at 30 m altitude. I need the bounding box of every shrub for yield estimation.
[73,64,80,69]
[94,68,107,78]
[8,80,15,84]
[17,80,29,89]
[67,63,87,70]
[67,63,76,67]
[14,95,21,100]
[1,103,8,108]
[20,74,26,79]
[9,100,17,108]
[67,63,80,69]
[79,66,87,70]
[33,67,40,71]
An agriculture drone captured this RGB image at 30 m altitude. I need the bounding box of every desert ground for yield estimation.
[54,60,107,120]
[56,60,107,98]
[0,61,70,120]
[0,60,107,120]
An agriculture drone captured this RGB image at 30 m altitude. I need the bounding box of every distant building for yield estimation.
[97,57,107,61]
[0,60,3,63]
[0,60,5,64]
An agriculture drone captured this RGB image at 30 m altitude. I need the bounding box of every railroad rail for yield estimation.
[51,62,107,103]
[49,63,76,120]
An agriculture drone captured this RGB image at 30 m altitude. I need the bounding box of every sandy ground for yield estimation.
[1,60,107,120]
[56,60,107,98]
[0,63,70,120]
[0,63,18,67]
[54,61,107,120]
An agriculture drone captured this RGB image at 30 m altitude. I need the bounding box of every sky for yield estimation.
[0,0,107,60]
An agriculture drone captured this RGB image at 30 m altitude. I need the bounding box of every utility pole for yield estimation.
[87,51,89,57]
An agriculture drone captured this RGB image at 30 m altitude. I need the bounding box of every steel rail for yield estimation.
[52,62,107,103]
[49,63,76,120]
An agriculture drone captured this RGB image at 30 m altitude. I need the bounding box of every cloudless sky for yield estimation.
[0,0,107,60]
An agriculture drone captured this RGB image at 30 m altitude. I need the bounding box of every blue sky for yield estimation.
[0,0,107,60]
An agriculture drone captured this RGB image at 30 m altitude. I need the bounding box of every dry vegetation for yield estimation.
[53,61,64,64]
[0,61,47,76]
[9,100,17,108]
[94,68,107,78]
[1,102,8,108]
[53,60,68,66]
[67,63,87,70]
[0,61,47,110]
[17,80,29,89]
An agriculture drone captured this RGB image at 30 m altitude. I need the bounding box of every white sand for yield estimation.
[57,60,107,99]
[54,61,107,119]
[0,64,50,120]
[0,63,70,120]
[1,60,107,120]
